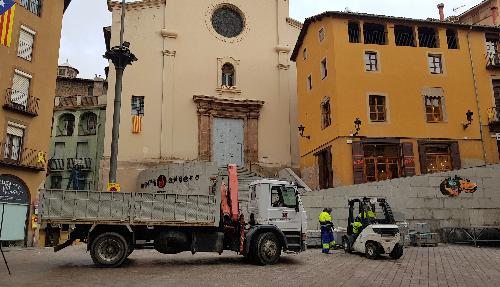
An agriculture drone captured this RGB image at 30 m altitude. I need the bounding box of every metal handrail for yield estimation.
[0,142,45,170]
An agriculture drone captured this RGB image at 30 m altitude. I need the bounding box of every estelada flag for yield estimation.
[132,115,142,133]
[0,0,16,47]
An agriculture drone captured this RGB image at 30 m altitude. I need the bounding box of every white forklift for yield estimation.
[342,197,403,260]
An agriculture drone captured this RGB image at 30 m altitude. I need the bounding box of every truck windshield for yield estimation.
[271,186,296,208]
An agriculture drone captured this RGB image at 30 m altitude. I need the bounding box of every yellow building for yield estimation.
[0,0,70,246]
[291,11,500,190]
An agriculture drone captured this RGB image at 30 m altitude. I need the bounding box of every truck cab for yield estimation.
[247,180,308,253]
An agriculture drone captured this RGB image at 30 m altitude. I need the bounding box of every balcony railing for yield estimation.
[4,89,39,117]
[67,158,92,171]
[486,53,500,69]
[0,142,45,170]
[19,0,43,17]
[48,158,65,171]
[54,96,104,109]
[488,107,500,133]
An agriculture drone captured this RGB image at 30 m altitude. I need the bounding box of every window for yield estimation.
[369,95,386,122]
[364,144,401,182]
[4,122,25,161]
[211,5,244,38]
[394,25,415,47]
[57,114,75,136]
[320,58,328,79]
[307,75,312,91]
[348,22,361,43]
[418,27,438,48]
[303,48,307,60]
[428,54,443,74]
[58,68,65,76]
[486,34,499,66]
[363,23,387,45]
[364,52,378,72]
[79,112,97,136]
[87,85,93,97]
[131,96,145,116]
[11,70,31,108]
[319,27,325,42]
[317,148,333,189]
[423,145,452,173]
[446,29,458,49]
[50,176,63,189]
[17,26,35,61]
[221,63,235,87]
[425,96,444,122]
[321,98,331,129]
[271,186,297,208]
[19,0,42,16]
[76,142,89,158]
[54,142,65,159]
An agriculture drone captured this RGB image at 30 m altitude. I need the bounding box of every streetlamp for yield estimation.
[104,0,137,186]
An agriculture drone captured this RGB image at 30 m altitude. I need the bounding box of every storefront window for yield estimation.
[363,144,401,182]
[425,145,452,173]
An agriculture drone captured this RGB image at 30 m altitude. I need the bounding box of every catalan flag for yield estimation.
[0,0,16,47]
[132,115,142,133]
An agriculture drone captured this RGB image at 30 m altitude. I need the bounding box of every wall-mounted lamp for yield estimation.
[353,118,362,136]
[298,125,311,140]
[462,110,474,129]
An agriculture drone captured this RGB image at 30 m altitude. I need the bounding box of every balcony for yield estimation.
[67,158,92,171]
[3,89,40,117]
[48,158,65,172]
[486,53,500,69]
[54,96,105,110]
[19,0,43,17]
[488,107,500,133]
[0,142,45,171]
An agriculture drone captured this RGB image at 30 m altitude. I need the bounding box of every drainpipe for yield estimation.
[466,26,488,163]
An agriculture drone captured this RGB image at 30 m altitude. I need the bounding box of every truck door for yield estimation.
[268,185,300,232]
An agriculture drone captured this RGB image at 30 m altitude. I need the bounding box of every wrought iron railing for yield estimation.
[488,107,500,133]
[67,158,92,171]
[486,53,500,68]
[363,31,387,45]
[0,142,45,170]
[19,0,43,17]
[48,158,65,171]
[4,89,39,116]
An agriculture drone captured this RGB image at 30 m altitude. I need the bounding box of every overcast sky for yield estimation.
[58,0,479,79]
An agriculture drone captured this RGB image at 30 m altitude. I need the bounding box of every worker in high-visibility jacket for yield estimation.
[318,208,335,254]
[352,207,377,235]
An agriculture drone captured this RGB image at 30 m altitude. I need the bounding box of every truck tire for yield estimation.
[389,244,404,260]
[90,232,128,268]
[254,232,281,265]
[365,242,379,260]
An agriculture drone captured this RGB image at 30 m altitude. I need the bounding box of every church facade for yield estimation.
[101,0,301,190]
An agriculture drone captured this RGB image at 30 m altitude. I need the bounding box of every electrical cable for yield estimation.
[0,204,12,275]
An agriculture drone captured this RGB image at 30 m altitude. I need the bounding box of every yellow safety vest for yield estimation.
[319,211,332,223]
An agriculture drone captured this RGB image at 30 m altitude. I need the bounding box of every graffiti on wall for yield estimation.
[440,176,478,197]
[141,174,201,189]
[0,175,29,204]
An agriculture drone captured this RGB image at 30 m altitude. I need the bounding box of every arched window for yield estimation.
[221,63,235,87]
[79,112,97,136]
[57,114,75,136]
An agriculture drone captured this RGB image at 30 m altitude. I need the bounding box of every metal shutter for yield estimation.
[17,28,34,61]
[11,73,30,106]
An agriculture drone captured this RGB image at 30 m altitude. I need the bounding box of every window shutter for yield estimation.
[418,142,428,174]
[7,125,25,137]
[402,142,416,177]
[17,29,34,61]
[11,73,30,106]
[450,142,461,170]
[352,142,366,184]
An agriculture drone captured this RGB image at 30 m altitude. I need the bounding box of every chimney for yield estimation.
[437,3,445,21]
[492,6,498,26]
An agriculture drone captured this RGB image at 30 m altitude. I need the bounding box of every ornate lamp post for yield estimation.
[104,0,137,185]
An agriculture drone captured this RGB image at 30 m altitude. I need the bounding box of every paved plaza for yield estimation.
[1,245,499,287]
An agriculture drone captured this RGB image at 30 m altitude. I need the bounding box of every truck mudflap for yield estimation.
[244,225,288,254]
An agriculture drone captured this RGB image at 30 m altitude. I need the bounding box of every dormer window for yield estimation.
[222,63,235,87]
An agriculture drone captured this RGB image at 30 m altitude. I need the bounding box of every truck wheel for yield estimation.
[389,244,404,260]
[365,242,379,260]
[343,236,352,253]
[255,232,281,265]
[90,232,128,268]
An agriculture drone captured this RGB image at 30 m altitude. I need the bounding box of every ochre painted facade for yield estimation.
[0,0,69,246]
[292,12,500,189]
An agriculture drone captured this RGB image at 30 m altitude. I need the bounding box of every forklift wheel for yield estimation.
[365,242,379,260]
[342,236,352,253]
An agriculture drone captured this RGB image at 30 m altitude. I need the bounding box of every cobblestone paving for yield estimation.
[0,245,499,287]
